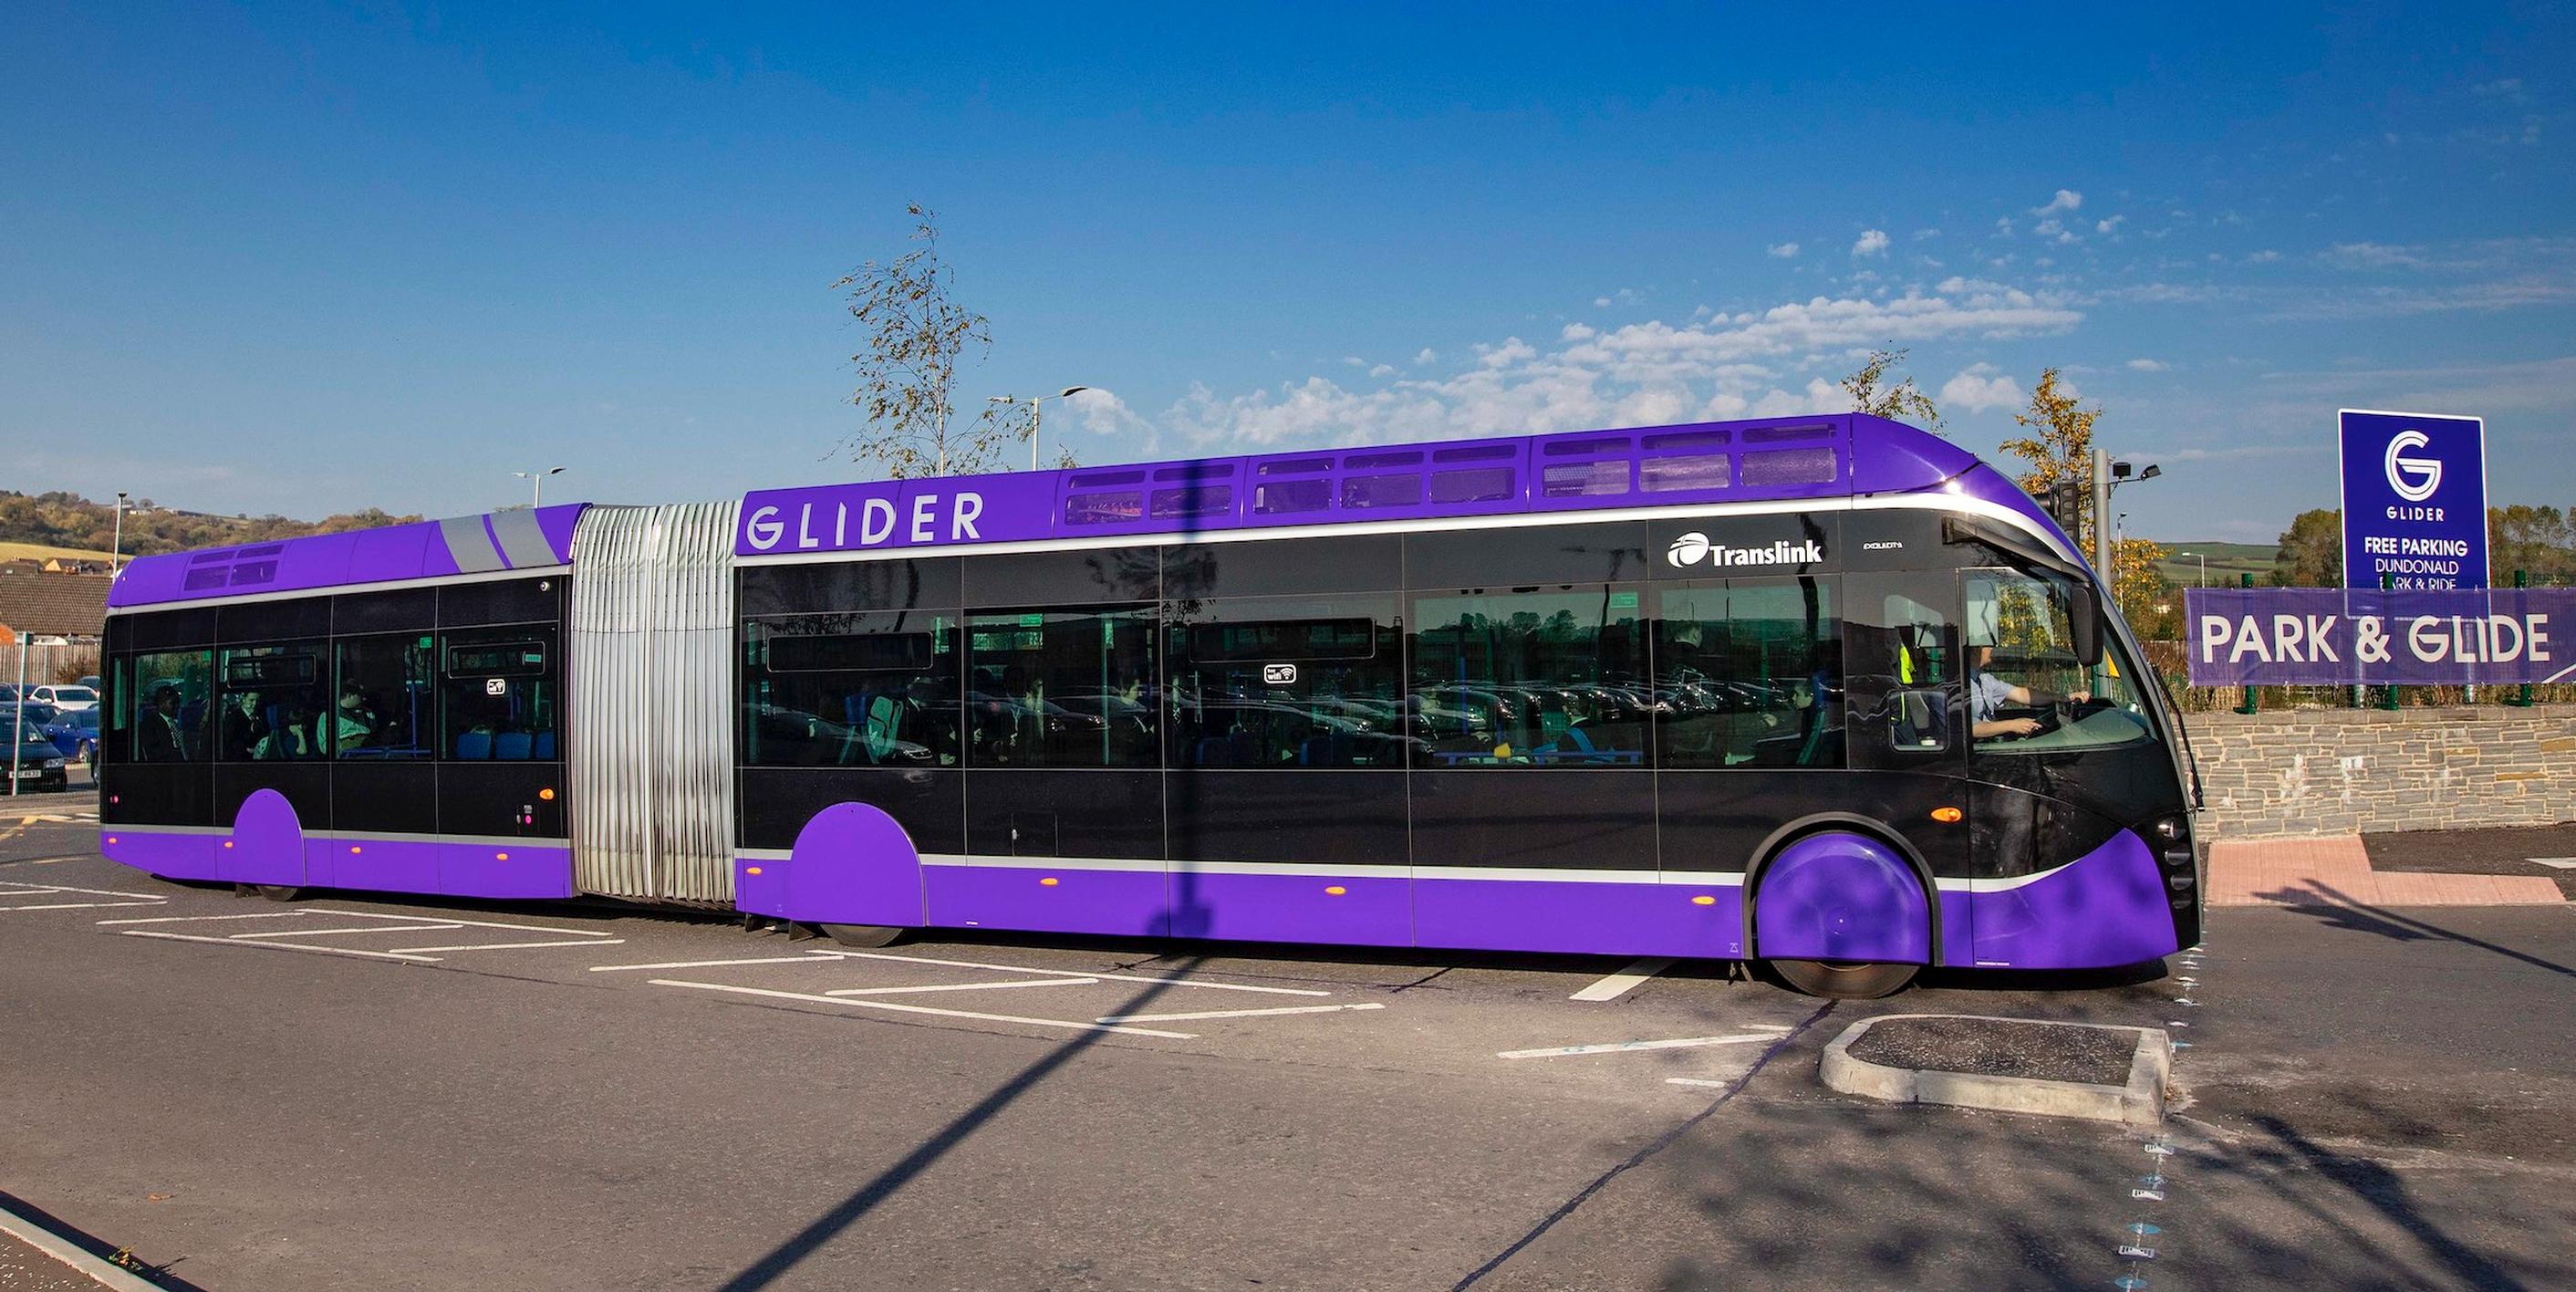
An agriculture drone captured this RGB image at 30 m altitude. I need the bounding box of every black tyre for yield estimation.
[1768,958,1917,999]
[78,740,95,769]
[254,884,309,902]
[820,922,908,949]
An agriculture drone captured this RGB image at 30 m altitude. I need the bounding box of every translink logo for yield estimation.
[1664,533,1825,568]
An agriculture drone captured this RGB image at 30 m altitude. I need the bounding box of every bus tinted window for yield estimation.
[118,650,213,763]
[1964,568,2153,753]
[1655,578,1842,768]
[441,627,559,760]
[1408,586,1649,767]
[1169,594,1404,768]
[742,612,961,768]
[336,634,437,758]
[966,609,1157,767]
[216,642,329,760]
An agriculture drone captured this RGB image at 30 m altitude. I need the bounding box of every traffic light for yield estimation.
[2041,480,2085,535]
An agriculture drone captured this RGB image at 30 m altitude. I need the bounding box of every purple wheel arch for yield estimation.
[1749,829,1934,965]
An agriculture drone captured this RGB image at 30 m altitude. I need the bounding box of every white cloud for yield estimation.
[1413,349,1438,365]
[1913,227,1941,241]
[2244,249,2282,264]
[1064,387,1145,436]
[1992,217,2014,238]
[1939,364,2023,414]
[2033,218,2078,245]
[1163,282,2083,448]
[2095,215,2126,234]
[1560,322,1597,341]
[1766,242,1801,258]
[2125,359,2170,372]
[1368,364,1394,378]
[2032,189,2083,215]
[2322,241,2428,269]
[1341,356,1367,369]
[2472,78,2528,102]
[1852,228,1891,257]
[1594,297,1612,307]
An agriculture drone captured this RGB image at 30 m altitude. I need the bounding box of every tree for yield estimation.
[1837,347,1945,434]
[832,204,1050,479]
[1995,368,2171,631]
[2270,509,2342,587]
[2489,504,2576,584]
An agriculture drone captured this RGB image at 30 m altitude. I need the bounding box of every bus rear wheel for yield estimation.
[1768,959,1916,1000]
[820,922,908,949]
[254,884,309,901]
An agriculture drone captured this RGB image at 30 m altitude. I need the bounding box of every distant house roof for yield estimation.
[0,568,112,641]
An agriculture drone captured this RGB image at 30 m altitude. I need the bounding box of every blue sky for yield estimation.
[5,2,2571,543]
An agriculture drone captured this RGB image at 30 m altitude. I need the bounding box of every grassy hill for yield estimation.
[0,490,421,559]
[2151,540,2278,588]
[0,539,120,564]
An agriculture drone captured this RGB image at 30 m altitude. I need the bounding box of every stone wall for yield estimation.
[2182,703,2576,839]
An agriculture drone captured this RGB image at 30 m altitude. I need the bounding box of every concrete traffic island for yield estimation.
[1821,1013,2173,1126]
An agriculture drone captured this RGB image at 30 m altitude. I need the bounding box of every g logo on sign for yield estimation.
[1666,532,1711,567]
[2384,430,2442,503]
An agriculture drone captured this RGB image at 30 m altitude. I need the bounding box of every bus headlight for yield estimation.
[2152,817,2186,842]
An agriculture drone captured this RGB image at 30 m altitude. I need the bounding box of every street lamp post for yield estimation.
[110,492,129,574]
[989,387,1093,470]
[513,467,565,508]
[2093,449,2164,576]
[2178,551,2207,587]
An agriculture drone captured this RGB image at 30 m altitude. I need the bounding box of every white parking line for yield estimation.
[1569,956,1676,1002]
[118,929,440,963]
[303,909,616,937]
[0,900,164,912]
[234,923,462,940]
[2528,857,2576,870]
[1095,1003,1387,1024]
[589,953,848,974]
[99,912,307,925]
[826,950,1334,996]
[823,977,1098,996]
[646,978,1198,1038]
[1665,1078,1733,1088]
[0,879,164,900]
[1496,1028,1793,1060]
[386,939,628,953]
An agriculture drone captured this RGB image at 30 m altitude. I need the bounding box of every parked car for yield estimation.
[77,674,101,692]
[41,707,100,767]
[6,730,68,793]
[26,683,99,712]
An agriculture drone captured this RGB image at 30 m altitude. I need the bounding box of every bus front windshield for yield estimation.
[1962,567,2155,753]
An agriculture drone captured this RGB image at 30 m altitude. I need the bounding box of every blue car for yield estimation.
[41,707,100,767]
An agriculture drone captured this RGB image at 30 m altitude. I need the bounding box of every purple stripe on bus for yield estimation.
[109,504,589,609]
[436,841,574,901]
[733,414,1983,559]
[1412,875,1743,959]
[1966,829,2176,969]
[1750,831,1933,964]
[1164,870,1413,947]
[1937,889,1976,967]
[101,828,219,881]
[923,863,1174,939]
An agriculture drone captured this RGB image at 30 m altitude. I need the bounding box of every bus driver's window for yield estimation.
[1962,569,2149,751]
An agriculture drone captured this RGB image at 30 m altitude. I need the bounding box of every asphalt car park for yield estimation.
[5,808,2572,1290]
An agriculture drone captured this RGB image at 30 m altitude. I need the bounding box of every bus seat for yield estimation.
[493,730,534,760]
[455,729,493,759]
[532,730,556,760]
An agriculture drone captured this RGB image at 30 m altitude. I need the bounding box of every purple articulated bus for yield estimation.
[98,414,2199,997]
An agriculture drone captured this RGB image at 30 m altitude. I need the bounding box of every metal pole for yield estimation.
[2236,572,2259,715]
[1031,398,1043,472]
[2091,446,2114,578]
[110,493,127,574]
[9,640,24,796]
[2380,572,2400,711]
[531,474,544,508]
[2511,569,2533,707]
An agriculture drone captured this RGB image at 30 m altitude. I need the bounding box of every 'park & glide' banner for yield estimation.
[2184,588,2576,687]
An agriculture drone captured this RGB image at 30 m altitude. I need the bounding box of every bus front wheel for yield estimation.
[1767,959,1916,999]
[820,922,908,949]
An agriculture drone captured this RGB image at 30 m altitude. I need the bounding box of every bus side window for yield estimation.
[1842,574,1959,766]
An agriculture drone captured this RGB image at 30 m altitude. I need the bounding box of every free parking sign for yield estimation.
[2339,409,2488,589]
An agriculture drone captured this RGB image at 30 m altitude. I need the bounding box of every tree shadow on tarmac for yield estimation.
[2254,880,2576,980]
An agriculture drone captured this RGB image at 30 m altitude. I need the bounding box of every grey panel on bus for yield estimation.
[566,502,740,903]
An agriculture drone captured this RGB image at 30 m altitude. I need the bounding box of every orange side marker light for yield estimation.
[1690,894,1718,906]
[1324,885,1347,896]
[1931,807,1964,823]
[1039,876,1060,887]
